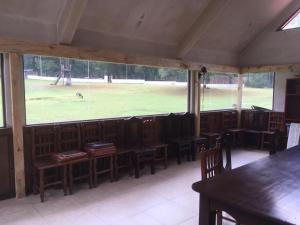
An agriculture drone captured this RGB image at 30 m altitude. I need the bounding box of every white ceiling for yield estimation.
[0,0,299,67]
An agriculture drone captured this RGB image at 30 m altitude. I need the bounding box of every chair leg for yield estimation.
[68,164,73,195]
[164,147,168,169]
[135,155,140,178]
[93,159,97,187]
[177,145,181,165]
[128,153,133,177]
[39,169,45,202]
[150,158,155,175]
[217,211,222,225]
[33,168,38,195]
[110,155,114,182]
[63,165,68,196]
[89,159,93,188]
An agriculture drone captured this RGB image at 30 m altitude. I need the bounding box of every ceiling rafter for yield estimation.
[239,1,300,61]
[57,0,88,44]
[176,0,231,59]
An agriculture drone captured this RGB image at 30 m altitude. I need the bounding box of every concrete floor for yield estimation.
[0,149,268,225]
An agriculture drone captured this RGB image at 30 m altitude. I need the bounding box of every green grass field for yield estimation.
[24,79,273,124]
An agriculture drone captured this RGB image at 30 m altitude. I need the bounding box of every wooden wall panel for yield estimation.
[0,128,15,200]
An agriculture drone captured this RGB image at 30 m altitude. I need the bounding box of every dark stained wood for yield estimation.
[0,128,15,200]
[193,145,300,225]
[285,78,300,123]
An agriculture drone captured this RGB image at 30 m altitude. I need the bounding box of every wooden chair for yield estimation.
[103,119,132,179]
[32,126,67,202]
[124,117,156,178]
[57,124,92,194]
[142,118,168,169]
[261,112,285,154]
[200,112,221,148]
[165,113,192,164]
[223,111,244,148]
[81,123,115,187]
[200,144,240,225]
[181,112,208,160]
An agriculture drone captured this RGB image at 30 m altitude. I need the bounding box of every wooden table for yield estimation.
[192,145,300,225]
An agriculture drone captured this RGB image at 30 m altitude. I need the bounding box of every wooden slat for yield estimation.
[0,37,239,73]
[9,53,26,198]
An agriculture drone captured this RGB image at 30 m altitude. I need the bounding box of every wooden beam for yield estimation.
[8,53,26,199]
[177,0,231,58]
[57,0,88,44]
[240,64,300,74]
[192,70,201,136]
[0,37,239,73]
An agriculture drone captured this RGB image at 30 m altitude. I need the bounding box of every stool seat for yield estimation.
[84,142,116,157]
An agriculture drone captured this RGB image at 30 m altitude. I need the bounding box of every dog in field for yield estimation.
[76,92,83,99]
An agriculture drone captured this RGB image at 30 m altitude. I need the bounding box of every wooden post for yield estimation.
[8,53,26,198]
[192,70,201,136]
[237,73,244,127]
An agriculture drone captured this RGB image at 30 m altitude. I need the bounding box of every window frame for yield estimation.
[278,8,300,31]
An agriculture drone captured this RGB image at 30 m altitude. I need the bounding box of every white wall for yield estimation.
[273,72,299,112]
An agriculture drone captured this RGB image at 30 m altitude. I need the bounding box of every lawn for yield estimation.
[24,79,273,124]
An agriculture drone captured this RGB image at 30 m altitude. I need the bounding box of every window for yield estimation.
[280,8,300,30]
[242,72,274,109]
[201,73,238,111]
[23,55,187,124]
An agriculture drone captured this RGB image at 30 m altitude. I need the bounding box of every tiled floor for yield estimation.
[0,149,268,225]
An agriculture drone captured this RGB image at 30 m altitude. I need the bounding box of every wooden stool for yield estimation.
[84,142,116,187]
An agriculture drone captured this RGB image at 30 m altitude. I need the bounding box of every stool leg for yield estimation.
[114,154,118,180]
[128,153,133,177]
[151,156,155,175]
[39,169,45,202]
[110,155,114,182]
[69,164,73,195]
[63,165,68,196]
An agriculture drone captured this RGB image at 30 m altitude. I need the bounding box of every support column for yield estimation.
[237,73,244,127]
[191,70,201,137]
[8,53,26,198]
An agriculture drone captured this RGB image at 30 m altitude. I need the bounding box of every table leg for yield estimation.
[199,194,216,225]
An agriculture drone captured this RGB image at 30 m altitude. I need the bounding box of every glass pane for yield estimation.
[242,73,274,109]
[201,73,238,111]
[282,10,300,30]
[24,55,187,124]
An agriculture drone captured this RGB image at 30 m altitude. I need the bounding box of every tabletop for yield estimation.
[192,145,300,225]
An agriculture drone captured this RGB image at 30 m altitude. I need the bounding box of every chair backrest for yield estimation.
[200,144,223,180]
[57,124,81,152]
[164,113,181,139]
[81,122,102,147]
[268,112,285,132]
[142,118,158,145]
[32,126,57,160]
[102,120,120,147]
[181,112,194,137]
[125,117,142,147]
